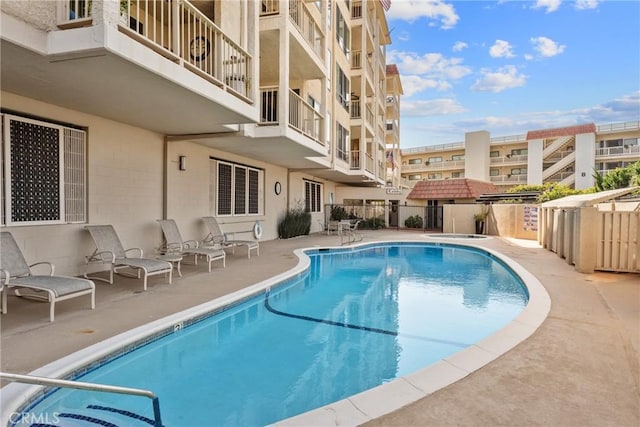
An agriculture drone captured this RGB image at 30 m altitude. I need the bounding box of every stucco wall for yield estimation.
[2,91,165,276]
[487,204,539,240]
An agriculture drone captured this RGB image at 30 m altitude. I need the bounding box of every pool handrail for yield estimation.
[0,372,163,427]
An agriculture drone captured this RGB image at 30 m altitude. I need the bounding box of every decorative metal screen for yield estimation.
[217,162,233,216]
[2,115,87,225]
[234,166,246,215]
[248,169,259,214]
[9,118,62,223]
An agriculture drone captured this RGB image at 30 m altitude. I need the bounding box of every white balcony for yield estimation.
[2,0,258,135]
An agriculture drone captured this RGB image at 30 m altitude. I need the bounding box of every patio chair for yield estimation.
[157,219,225,272]
[202,217,259,259]
[84,225,172,291]
[0,232,95,322]
[341,220,363,245]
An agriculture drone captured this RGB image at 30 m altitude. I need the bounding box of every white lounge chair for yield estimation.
[0,231,95,322]
[202,217,259,259]
[84,225,172,291]
[158,219,226,272]
[341,220,363,245]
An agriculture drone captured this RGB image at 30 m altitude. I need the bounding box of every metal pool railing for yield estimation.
[0,372,164,427]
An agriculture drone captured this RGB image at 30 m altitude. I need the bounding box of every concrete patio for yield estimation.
[1,230,638,426]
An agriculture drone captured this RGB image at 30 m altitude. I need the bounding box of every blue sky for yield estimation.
[386,0,640,148]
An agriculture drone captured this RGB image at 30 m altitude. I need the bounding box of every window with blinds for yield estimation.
[213,159,263,217]
[1,114,86,226]
[304,180,322,213]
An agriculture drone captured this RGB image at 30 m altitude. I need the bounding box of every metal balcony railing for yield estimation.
[490,154,528,164]
[289,0,324,58]
[261,0,279,16]
[351,1,363,19]
[351,50,362,69]
[350,150,361,170]
[365,153,374,173]
[350,99,361,119]
[260,86,279,124]
[595,145,640,157]
[61,0,254,102]
[289,89,324,143]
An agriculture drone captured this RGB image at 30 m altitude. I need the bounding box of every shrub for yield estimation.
[361,217,385,230]
[278,205,311,239]
[330,205,349,221]
[404,215,423,229]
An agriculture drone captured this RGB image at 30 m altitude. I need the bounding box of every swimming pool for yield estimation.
[4,242,549,427]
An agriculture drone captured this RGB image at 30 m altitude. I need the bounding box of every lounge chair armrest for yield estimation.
[184,239,200,249]
[164,242,183,253]
[29,261,55,276]
[87,250,117,263]
[0,269,9,285]
[125,247,144,257]
[202,234,225,246]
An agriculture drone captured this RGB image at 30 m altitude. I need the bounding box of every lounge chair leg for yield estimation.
[168,268,173,285]
[2,288,7,314]
[49,300,55,322]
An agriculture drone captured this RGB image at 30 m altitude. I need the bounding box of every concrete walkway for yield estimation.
[1,231,638,426]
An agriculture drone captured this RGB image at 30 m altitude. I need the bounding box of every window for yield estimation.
[408,174,421,180]
[327,49,331,91]
[490,169,500,176]
[305,180,322,213]
[428,156,442,163]
[1,114,86,226]
[451,154,464,161]
[511,148,528,156]
[212,159,263,216]
[452,172,463,178]
[428,173,442,179]
[408,158,422,164]
[335,5,350,56]
[336,65,349,110]
[336,123,349,162]
[490,150,500,158]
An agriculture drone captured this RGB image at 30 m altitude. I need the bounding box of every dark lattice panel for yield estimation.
[248,169,259,214]
[217,163,232,216]
[234,166,246,215]
[10,120,61,222]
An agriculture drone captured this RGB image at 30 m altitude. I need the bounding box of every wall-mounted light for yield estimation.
[179,155,187,171]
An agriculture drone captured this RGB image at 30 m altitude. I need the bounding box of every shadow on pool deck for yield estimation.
[1,231,638,426]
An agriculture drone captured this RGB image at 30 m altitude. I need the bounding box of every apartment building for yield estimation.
[0,0,398,275]
[385,64,403,188]
[400,121,640,192]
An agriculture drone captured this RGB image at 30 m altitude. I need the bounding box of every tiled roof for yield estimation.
[386,64,399,75]
[407,178,498,200]
[526,123,596,140]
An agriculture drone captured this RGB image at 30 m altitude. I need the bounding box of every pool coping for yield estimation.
[0,240,550,426]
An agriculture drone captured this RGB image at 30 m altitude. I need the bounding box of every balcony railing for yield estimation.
[62,0,254,102]
[289,89,324,144]
[260,86,279,124]
[350,150,361,170]
[365,153,374,173]
[350,100,361,119]
[490,154,528,164]
[596,121,640,133]
[289,0,324,58]
[595,145,640,157]
[490,174,528,183]
[365,104,374,127]
[351,1,363,19]
[261,0,279,16]
[351,50,362,69]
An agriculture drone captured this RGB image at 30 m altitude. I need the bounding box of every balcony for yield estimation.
[490,174,528,184]
[1,0,258,135]
[490,154,528,165]
[258,87,324,144]
[595,145,640,158]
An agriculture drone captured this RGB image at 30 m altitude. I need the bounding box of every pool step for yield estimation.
[28,405,156,427]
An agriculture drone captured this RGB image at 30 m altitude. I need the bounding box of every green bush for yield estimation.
[361,217,385,230]
[330,205,349,221]
[278,206,311,239]
[404,215,423,229]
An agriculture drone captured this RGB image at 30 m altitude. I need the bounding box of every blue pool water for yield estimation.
[17,243,528,426]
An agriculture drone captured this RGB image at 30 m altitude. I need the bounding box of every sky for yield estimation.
[385,0,640,148]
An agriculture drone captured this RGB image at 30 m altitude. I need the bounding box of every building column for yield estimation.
[575,132,596,189]
[527,138,543,185]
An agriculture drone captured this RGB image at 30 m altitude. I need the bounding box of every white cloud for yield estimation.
[471,66,527,93]
[387,0,459,29]
[400,76,452,97]
[524,54,534,61]
[388,50,472,81]
[575,0,598,10]
[489,40,515,58]
[533,0,561,13]
[396,31,410,42]
[402,99,467,117]
[452,41,468,52]
[578,91,640,122]
[530,36,566,57]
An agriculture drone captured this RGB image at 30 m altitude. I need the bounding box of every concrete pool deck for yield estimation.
[1,230,639,426]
